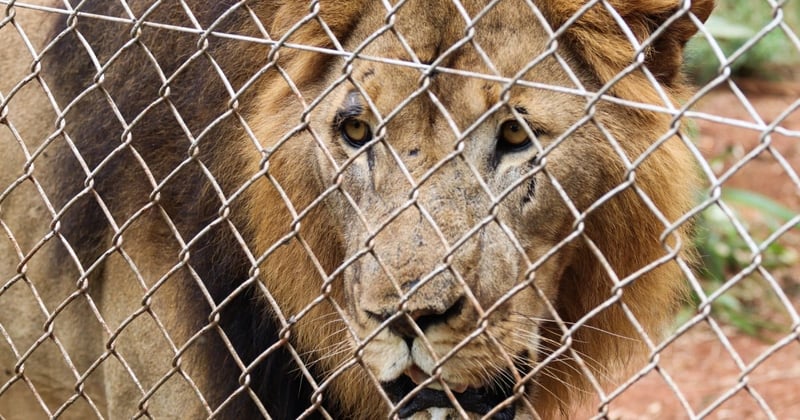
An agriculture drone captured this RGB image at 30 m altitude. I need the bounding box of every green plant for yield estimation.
[692,188,799,336]
[685,0,800,83]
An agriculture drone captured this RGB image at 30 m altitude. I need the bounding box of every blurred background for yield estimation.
[595,1,800,418]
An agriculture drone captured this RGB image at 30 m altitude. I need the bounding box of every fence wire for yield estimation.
[1,0,799,419]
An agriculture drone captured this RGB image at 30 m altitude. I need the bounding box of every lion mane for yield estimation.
[0,0,712,418]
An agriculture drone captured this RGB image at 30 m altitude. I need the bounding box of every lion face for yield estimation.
[239,0,712,418]
[286,1,652,417]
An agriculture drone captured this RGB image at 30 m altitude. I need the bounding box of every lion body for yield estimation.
[0,0,711,418]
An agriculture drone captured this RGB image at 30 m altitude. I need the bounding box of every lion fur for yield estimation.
[0,0,711,418]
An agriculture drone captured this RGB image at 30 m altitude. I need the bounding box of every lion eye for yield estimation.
[340,118,372,147]
[498,120,531,151]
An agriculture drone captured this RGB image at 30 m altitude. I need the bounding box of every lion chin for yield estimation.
[362,326,521,418]
[384,366,519,419]
[0,0,713,418]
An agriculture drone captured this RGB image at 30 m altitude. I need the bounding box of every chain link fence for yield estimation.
[1,0,798,418]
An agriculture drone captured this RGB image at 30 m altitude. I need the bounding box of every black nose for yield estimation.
[366,297,466,340]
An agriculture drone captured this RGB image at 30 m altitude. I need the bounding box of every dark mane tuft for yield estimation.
[44,1,325,416]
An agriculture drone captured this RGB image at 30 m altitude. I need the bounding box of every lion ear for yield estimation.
[632,0,715,86]
[542,0,714,96]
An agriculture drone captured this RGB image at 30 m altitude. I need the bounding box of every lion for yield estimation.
[0,0,712,418]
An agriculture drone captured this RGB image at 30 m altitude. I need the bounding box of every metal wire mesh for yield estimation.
[1,0,798,419]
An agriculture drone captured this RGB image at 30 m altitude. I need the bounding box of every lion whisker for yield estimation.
[504,333,615,384]
[508,313,639,342]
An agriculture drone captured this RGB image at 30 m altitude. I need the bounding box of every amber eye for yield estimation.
[340,118,372,147]
[498,120,531,151]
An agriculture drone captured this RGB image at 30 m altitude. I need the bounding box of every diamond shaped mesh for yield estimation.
[1,1,798,419]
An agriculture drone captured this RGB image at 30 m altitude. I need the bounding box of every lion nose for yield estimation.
[367,296,466,340]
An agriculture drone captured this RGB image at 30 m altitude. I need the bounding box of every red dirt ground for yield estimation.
[579,80,800,419]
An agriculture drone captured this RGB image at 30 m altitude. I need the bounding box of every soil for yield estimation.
[579,79,800,419]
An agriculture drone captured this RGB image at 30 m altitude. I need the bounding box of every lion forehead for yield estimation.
[334,7,585,140]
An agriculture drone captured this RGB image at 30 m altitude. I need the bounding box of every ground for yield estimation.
[581,79,800,419]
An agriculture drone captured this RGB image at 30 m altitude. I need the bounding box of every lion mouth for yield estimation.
[382,367,516,419]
